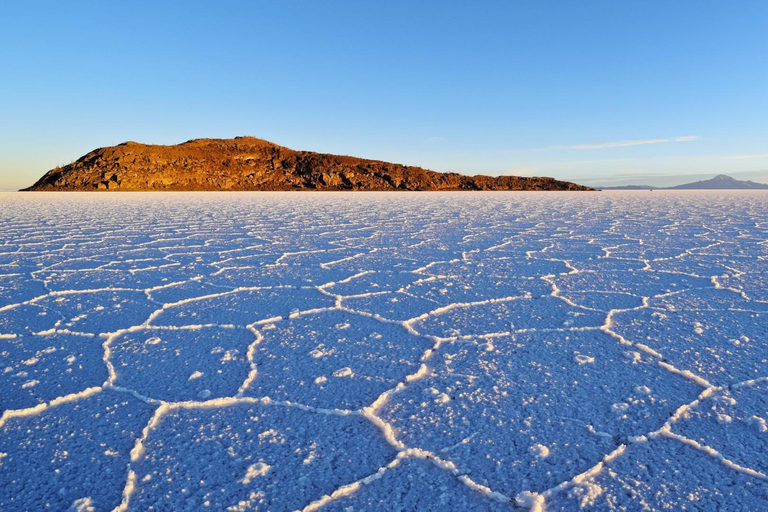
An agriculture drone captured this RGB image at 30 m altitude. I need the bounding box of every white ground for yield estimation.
[1,191,767,511]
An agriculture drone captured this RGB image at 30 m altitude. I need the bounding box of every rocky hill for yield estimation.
[23,137,591,192]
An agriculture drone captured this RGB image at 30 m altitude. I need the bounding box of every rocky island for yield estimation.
[23,137,592,192]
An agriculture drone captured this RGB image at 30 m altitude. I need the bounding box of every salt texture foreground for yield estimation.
[1,191,767,511]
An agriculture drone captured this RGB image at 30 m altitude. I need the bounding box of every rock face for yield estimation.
[23,137,592,192]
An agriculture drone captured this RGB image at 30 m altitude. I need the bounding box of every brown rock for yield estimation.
[22,137,593,192]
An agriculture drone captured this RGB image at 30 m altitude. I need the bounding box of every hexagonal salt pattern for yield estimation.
[2,191,768,511]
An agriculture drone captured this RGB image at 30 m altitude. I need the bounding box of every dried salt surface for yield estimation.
[1,190,768,511]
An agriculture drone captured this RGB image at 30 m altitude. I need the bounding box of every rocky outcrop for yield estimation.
[23,137,593,191]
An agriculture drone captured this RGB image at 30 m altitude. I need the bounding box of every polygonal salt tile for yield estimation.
[611,307,768,385]
[145,279,225,304]
[653,254,758,277]
[207,253,279,271]
[276,247,370,268]
[324,270,427,297]
[342,292,445,323]
[321,457,511,511]
[692,241,760,258]
[0,390,154,511]
[104,247,176,262]
[532,241,607,261]
[100,257,176,272]
[151,287,334,327]
[720,273,768,302]
[131,401,396,511]
[0,275,48,308]
[405,274,550,304]
[546,437,768,511]
[245,311,432,409]
[110,327,254,401]
[422,258,571,281]
[0,333,107,412]
[649,287,768,312]
[323,249,431,273]
[555,270,709,297]
[671,382,768,475]
[566,258,648,273]
[608,240,709,261]
[39,269,183,292]
[483,239,555,258]
[34,257,113,272]
[378,330,701,494]
[0,304,61,336]
[205,264,352,288]
[411,297,604,338]
[36,290,158,335]
[556,291,644,311]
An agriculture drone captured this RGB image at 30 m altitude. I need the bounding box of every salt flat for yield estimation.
[1,191,767,511]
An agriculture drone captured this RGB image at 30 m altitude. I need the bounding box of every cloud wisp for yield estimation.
[569,135,699,150]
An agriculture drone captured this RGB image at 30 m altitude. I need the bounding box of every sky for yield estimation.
[1,1,767,190]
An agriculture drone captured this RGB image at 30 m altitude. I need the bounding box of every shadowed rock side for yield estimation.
[23,137,592,191]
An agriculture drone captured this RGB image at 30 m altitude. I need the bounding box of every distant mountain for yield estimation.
[670,174,768,190]
[601,174,768,190]
[23,137,592,192]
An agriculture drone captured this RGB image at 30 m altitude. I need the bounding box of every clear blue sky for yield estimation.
[2,1,767,190]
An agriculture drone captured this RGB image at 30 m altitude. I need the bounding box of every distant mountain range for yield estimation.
[23,137,592,192]
[602,174,768,190]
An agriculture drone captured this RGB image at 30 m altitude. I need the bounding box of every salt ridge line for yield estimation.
[522,350,767,490]
[113,396,362,512]
[5,252,753,354]
[520,375,768,511]
[305,339,516,510]
[203,263,525,507]
[99,270,462,509]
[711,274,768,304]
[299,457,404,512]
[0,286,144,312]
[539,252,721,390]
[350,251,640,488]
[318,250,374,269]
[541,275,605,312]
[0,386,103,429]
[273,247,349,266]
[144,283,302,322]
[599,300,714,387]
[497,252,768,509]
[659,430,767,479]
[238,327,263,396]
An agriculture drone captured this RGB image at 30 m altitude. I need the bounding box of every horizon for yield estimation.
[4,133,768,192]
[1,1,767,190]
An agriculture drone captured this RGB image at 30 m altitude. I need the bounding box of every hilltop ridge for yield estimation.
[23,137,592,192]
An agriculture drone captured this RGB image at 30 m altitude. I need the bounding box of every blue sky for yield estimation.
[1,1,767,190]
